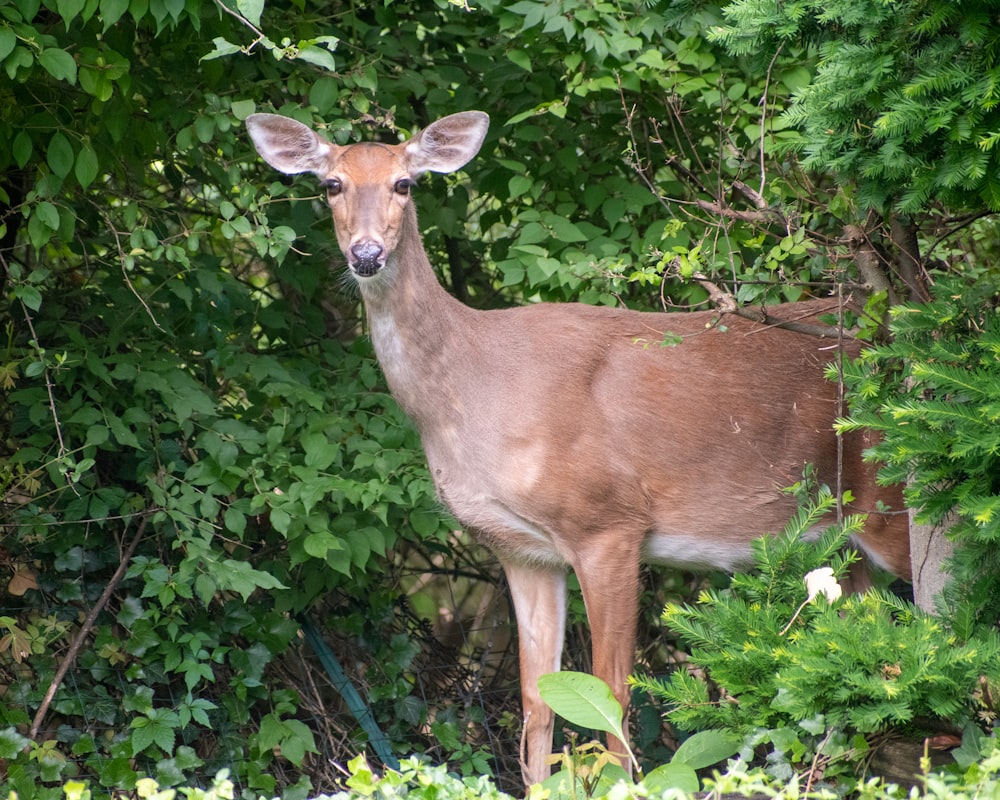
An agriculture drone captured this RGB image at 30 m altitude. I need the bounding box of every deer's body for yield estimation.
[247,111,911,787]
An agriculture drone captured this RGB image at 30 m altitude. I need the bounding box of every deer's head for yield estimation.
[246,111,489,279]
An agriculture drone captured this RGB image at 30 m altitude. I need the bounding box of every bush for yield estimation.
[632,492,1000,785]
[839,275,1000,629]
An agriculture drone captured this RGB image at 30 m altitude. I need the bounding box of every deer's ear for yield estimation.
[246,113,334,176]
[404,111,489,176]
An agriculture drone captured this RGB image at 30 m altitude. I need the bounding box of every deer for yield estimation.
[246,110,912,788]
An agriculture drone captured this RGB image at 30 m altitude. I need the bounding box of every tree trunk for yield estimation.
[908,508,955,613]
[889,216,930,303]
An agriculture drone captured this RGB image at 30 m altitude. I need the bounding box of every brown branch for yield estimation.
[695,197,779,224]
[753,310,854,340]
[844,223,893,300]
[889,215,930,302]
[691,272,738,314]
[692,272,852,339]
[732,180,768,210]
[28,512,151,742]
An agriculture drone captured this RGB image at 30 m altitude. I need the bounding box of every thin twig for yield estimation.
[617,78,673,216]
[94,203,164,331]
[758,43,785,199]
[28,512,151,742]
[19,303,66,458]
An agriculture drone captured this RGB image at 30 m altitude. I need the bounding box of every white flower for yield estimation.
[804,567,843,603]
[780,566,844,635]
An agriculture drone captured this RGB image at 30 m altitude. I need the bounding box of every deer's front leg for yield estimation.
[573,533,641,773]
[501,559,567,788]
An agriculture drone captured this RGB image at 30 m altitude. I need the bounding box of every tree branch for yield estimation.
[889,215,930,302]
[695,197,779,224]
[692,272,853,339]
[844,223,894,300]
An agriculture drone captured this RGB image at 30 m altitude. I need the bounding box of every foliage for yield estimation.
[0,0,491,793]
[17,744,1000,800]
[329,756,513,800]
[632,492,1000,783]
[536,670,738,796]
[0,0,869,791]
[838,276,1000,629]
[713,0,1000,213]
[3,0,1000,794]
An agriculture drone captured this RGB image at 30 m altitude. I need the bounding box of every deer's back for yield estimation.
[407,299,904,573]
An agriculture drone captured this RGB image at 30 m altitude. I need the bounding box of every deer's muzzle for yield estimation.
[350,240,385,277]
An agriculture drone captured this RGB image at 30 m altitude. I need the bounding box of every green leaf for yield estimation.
[507,49,531,71]
[643,762,699,794]
[0,28,16,62]
[56,0,87,23]
[194,573,216,605]
[38,47,77,83]
[309,77,340,113]
[545,214,588,243]
[409,508,443,536]
[14,284,42,312]
[99,0,129,28]
[303,531,341,559]
[79,67,113,101]
[257,715,286,750]
[85,424,109,446]
[47,132,75,178]
[0,727,29,758]
[537,671,625,740]
[671,729,741,769]
[302,432,338,470]
[224,506,246,535]
[508,175,533,197]
[202,37,241,61]
[230,98,256,120]
[12,130,32,167]
[75,141,99,188]
[107,413,142,449]
[236,0,263,26]
[35,201,60,231]
[116,596,143,627]
[269,506,291,534]
[130,715,176,756]
[278,719,317,764]
[207,558,286,600]
[295,44,336,71]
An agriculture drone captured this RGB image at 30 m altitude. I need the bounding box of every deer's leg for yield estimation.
[573,535,641,773]
[501,558,567,788]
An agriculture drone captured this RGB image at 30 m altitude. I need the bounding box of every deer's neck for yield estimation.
[358,204,476,422]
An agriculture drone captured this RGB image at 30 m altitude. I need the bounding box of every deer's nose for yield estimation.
[350,240,385,277]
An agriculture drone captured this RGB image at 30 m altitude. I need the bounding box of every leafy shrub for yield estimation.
[839,275,1000,629]
[632,492,1000,782]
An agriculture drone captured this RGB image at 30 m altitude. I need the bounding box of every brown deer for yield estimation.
[246,110,911,787]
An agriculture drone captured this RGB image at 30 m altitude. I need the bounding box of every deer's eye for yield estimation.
[394,178,414,196]
[323,179,343,197]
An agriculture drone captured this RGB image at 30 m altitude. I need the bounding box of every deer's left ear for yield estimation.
[404,111,489,176]
[246,113,335,177]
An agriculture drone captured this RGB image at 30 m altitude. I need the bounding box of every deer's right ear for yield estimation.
[246,113,333,176]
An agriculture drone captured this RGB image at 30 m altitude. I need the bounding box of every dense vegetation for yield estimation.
[2,0,999,796]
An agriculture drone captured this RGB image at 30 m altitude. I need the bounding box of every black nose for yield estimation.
[350,241,384,277]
